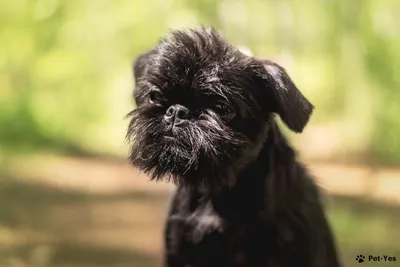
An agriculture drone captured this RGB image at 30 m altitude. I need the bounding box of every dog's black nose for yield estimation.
[164,104,189,126]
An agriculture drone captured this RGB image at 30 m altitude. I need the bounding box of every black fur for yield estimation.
[127,27,341,267]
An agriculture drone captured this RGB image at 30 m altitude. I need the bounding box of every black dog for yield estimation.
[127,27,341,267]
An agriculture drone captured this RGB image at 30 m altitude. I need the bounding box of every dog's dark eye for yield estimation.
[149,90,165,105]
[214,103,229,113]
[214,103,235,119]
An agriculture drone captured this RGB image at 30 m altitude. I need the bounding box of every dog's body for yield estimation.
[164,124,340,267]
[128,27,341,267]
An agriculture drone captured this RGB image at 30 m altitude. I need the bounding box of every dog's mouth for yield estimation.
[127,119,253,189]
[163,126,178,140]
[164,135,176,141]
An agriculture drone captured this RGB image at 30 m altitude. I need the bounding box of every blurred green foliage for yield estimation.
[0,0,399,164]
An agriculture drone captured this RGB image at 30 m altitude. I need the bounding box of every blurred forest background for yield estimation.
[0,0,399,267]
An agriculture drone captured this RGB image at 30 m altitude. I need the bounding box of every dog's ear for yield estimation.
[132,51,153,105]
[256,59,314,133]
[133,51,152,84]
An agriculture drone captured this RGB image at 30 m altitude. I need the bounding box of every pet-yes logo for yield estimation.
[356,254,397,263]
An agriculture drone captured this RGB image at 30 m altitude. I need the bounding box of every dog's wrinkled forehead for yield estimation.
[145,28,255,95]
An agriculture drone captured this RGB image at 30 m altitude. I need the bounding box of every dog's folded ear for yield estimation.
[256,59,314,133]
[133,51,152,84]
[132,51,153,105]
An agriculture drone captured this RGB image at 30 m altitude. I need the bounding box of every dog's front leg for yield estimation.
[164,214,187,267]
[163,187,191,267]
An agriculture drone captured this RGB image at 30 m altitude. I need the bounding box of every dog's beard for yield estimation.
[126,106,248,189]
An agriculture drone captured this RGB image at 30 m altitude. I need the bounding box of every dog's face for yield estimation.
[127,28,313,189]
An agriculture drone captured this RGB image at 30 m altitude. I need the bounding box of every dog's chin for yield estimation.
[127,118,252,189]
[128,135,238,189]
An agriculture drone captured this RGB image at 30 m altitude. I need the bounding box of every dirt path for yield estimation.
[1,155,400,267]
[5,155,400,203]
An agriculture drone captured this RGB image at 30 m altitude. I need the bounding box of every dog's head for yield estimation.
[127,27,313,189]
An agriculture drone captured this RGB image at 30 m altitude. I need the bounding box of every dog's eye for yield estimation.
[214,103,235,119]
[149,90,165,105]
[214,103,229,113]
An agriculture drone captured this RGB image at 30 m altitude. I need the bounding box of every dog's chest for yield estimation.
[185,200,227,243]
[167,199,272,267]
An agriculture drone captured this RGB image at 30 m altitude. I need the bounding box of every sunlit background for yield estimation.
[1,0,400,266]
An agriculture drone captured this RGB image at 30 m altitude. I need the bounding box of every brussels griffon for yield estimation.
[127,27,341,267]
